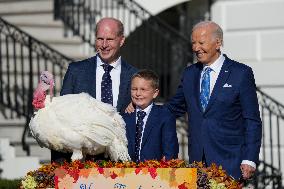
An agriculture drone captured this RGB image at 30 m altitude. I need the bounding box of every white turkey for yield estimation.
[29,71,131,162]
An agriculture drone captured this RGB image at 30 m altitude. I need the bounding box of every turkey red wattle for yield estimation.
[32,89,47,110]
[32,71,54,110]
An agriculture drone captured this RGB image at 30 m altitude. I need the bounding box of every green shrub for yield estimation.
[0,179,21,189]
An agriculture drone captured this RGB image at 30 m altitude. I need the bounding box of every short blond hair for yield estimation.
[131,69,159,89]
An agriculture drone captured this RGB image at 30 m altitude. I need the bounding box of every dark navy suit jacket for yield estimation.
[167,55,262,179]
[122,104,179,162]
[51,55,137,162]
[60,55,138,112]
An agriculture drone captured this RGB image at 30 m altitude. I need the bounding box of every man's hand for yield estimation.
[125,102,135,113]
[240,164,256,180]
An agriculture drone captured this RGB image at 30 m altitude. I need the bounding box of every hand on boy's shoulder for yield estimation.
[125,102,135,113]
[123,102,176,119]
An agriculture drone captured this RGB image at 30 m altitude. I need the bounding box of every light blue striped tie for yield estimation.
[200,67,212,112]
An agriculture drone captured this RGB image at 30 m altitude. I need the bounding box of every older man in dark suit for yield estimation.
[51,17,137,162]
[167,21,262,180]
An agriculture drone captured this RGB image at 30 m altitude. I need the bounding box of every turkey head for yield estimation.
[32,71,54,110]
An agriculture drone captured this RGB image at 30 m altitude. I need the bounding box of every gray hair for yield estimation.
[192,21,223,45]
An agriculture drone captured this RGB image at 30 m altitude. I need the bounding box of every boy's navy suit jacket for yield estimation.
[122,104,179,161]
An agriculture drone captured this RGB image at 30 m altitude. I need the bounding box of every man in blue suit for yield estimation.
[167,21,262,180]
[51,17,137,162]
[123,70,178,162]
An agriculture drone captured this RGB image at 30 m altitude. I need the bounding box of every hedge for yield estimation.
[0,179,21,189]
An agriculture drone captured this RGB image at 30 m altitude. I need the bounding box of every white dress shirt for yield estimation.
[199,54,224,95]
[96,56,121,108]
[136,103,153,160]
[199,54,256,169]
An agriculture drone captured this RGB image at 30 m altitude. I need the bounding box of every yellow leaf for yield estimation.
[141,168,148,175]
[169,180,178,187]
[123,168,135,175]
[157,168,171,182]
[175,168,197,185]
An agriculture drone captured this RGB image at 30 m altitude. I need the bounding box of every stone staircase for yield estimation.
[0,117,50,160]
[0,135,40,179]
[0,0,92,178]
[0,0,92,60]
[0,110,50,178]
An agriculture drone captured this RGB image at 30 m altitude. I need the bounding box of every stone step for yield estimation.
[0,52,70,69]
[0,122,25,143]
[0,0,91,60]
[12,141,51,163]
[0,71,64,91]
[0,137,42,180]
[8,20,63,28]
[0,0,52,15]
[14,25,91,59]
[1,12,56,25]
[18,24,76,42]
[0,138,16,159]
[0,42,90,61]
[49,42,92,60]
[0,156,40,179]
[0,118,50,163]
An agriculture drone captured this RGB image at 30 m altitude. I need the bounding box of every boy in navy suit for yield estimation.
[122,70,178,162]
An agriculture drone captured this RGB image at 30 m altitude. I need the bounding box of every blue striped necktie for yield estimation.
[200,67,212,112]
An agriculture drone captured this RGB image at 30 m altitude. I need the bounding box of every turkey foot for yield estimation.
[71,149,83,161]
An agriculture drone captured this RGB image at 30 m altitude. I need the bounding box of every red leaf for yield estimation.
[54,176,59,189]
[148,168,157,179]
[135,168,142,175]
[97,168,104,174]
[110,172,118,179]
[178,183,188,189]
[67,169,80,182]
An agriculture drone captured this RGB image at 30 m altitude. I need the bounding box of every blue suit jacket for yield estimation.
[60,55,138,113]
[51,55,137,162]
[167,55,262,179]
[122,104,179,162]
